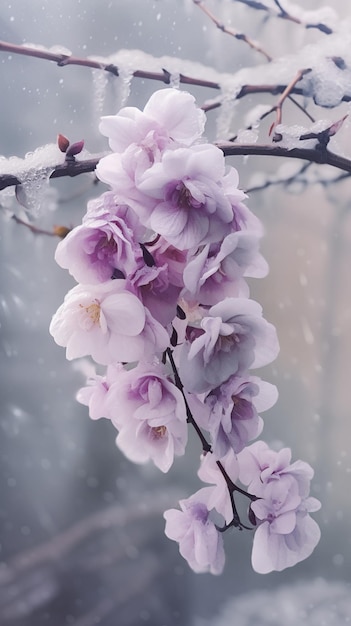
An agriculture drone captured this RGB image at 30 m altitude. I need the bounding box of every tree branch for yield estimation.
[219,142,351,173]
[1,143,351,194]
[0,40,221,90]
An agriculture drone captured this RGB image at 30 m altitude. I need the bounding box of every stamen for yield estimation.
[79,300,101,329]
[152,425,167,439]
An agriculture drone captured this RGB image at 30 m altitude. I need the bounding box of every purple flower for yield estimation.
[238,441,321,573]
[105,362,188,472]
[83,192,145,237]
[129,259,182,327]
[147,237,188,288]
[55,214,144,284]
[250,476,321,574]
[164,491,225,574]
[136,144,234,249]
[179,298,279,394]
[238,441,312,496]
[76,363,123,420]
[204,375,278,455]
[49,280,169,365]
[99,88,206,154]
[96,89,206,206]
[222,168,263,234]
[183,231,268,305]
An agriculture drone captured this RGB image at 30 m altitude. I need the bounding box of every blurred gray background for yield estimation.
[1,1,351,624]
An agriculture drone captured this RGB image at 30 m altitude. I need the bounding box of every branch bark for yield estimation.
[1,144,351,193]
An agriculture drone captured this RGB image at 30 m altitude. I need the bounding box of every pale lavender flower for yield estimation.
[222,168,264,234]
[55,215,144,284]
[147,237,188,288]
[96,89,206,204]
[250,476,321,574]
[105,362,187,472]
[182,231,269,305]
[99,88,206,154]
[204,375,278,456]
[179,298,279,394]
[49,280,169,365]
[238,441,321,574]
[164,491,225,574]
[76,363,124,420]
[129,260,182,327]
[136,144,234,249]
[238,440,313,496]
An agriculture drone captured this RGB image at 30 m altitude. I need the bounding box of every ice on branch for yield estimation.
[0,143,62,215]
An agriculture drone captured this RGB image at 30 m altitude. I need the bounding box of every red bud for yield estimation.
[57,134,70,153]
[66,140,84,158]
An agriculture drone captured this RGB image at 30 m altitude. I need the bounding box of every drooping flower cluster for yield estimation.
[50,88,320,575]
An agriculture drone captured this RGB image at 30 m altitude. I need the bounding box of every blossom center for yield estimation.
[217,332,240,353]
[79,300,101,330]
[166,181,202,210]
[152,425,167,439]
[95,234,117,260]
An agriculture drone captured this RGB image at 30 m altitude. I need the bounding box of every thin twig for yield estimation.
[233,0,333,34]
[269,68,312,133]
[247,165,351,194]
[193,0,272,61]
[166,347,261,530]
[192,3,316,128]
[11,215,68,237]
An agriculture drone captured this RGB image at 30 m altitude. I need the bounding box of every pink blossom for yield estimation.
[76,363,124,420]
[164,491,225,574]
[250,476,321,574]
[96,89,206,205]
[55,214,144,284]
[136,144,234,249]
[83,192,142,230]
[238,441,313,496]
[222,168,263,234]
[182,231,268,305]
[128,258,182,327]
[105,362,188,472]
[49,280,169,365]
[204,375,278,455]
[251,506,321,574]
[99,88,206,154]
[179,298,279,394]
[147,237,188,288]
[238,441,321,573]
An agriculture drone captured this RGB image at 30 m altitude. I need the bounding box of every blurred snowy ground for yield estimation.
[197,578,351,626]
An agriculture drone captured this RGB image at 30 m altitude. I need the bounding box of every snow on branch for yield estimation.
[1,142,351,197]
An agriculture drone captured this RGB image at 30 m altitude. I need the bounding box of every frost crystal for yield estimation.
[0,144,63,215]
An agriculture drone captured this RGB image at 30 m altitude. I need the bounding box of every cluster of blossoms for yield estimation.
[50,88,321,575]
